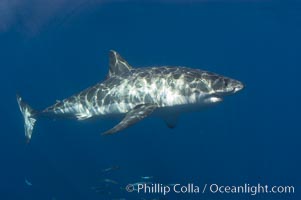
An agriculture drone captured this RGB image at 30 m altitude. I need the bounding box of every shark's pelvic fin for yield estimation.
[108,50,132,77]
[163,115,179,129]
[102,104,157,135]
[16,94,37,143]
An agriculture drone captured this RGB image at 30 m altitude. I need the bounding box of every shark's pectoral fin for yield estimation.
[102,104,157,135]
[163,115,179,129]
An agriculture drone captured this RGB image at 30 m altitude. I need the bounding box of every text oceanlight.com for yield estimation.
[125,183,295,196]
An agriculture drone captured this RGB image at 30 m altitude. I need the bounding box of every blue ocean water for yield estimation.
[0,1,300,200]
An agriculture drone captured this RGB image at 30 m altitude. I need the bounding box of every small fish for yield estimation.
[102,166,120,173]
[103,179,118,185]
[141,176,153,180]
[25,178,32,186]
[91,186,105,190]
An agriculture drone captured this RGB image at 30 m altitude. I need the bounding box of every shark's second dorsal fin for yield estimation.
[108,50,132,77]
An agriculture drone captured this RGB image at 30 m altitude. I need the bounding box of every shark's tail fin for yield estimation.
[17,94,37,143]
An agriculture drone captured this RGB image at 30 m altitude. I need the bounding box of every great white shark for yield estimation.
[17,50,244,143]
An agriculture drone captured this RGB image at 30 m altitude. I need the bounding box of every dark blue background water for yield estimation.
[1,1,300,200]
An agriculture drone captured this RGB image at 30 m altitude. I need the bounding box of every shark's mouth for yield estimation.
[234,84,244,93]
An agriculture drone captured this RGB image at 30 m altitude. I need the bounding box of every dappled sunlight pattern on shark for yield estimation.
[17,50,243,142]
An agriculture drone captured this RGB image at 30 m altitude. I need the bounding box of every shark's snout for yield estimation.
[211,76,244,96]
[233,81,244,93]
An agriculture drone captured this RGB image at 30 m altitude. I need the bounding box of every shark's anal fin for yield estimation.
[102,104,157,135]
[163,115,178,129]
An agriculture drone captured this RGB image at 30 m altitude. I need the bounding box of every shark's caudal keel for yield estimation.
[17,50,244,142]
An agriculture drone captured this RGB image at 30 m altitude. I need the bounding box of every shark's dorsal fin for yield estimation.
[108,50,132,77]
